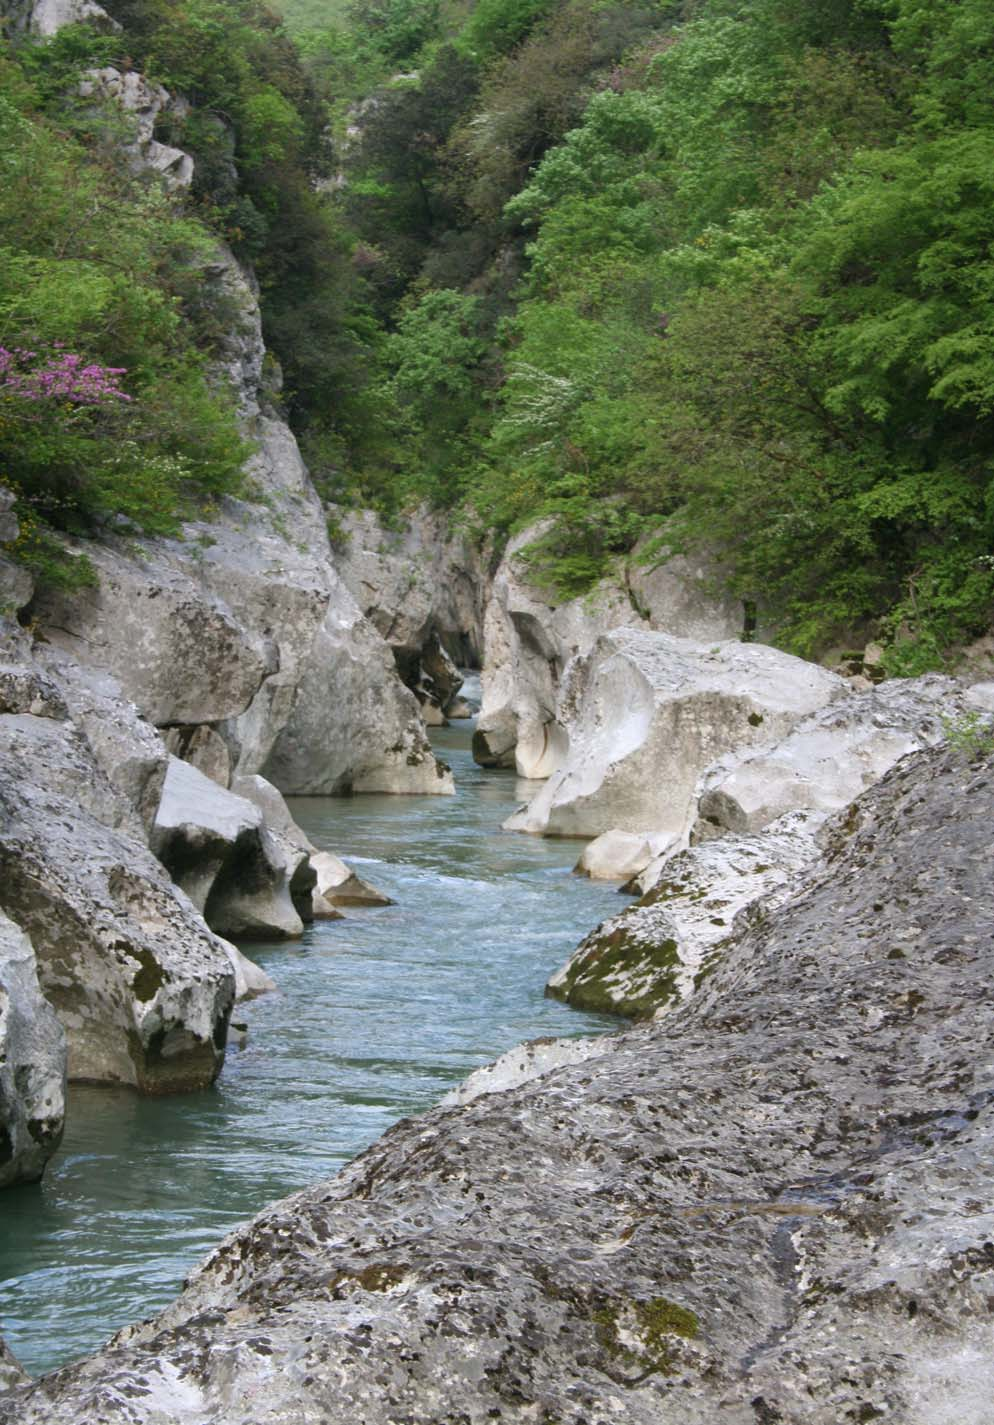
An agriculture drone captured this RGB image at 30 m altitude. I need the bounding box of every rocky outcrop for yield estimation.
[77,68,194,187]
[549,674,969,1017]
[0,910,65,1187]
[4,745,992,1423]
[550,811,823,1017]
[506,627,843,839]
[151,758,308,940]
[474,526,742,776]
[30,260,452,799]
[332,504,486,683]
[0,643,234,1094]
[697,673,958,835]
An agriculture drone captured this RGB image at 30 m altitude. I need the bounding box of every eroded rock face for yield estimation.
[475,526,742,776]
[0,909,65,1188]
[78,67,193,187]
[152,757,306,940]
[507,628,843,838]
[698,673,959,834]
[333,505,486,674]
[4,746,991,1423]
[0,775,234,1092]
[0,658,234,1093]
[550,811,823,1017]
[29,266,452,800]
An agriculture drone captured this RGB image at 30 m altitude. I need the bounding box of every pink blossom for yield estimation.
[0,345,132,405]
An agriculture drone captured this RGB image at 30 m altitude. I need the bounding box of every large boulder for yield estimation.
[0,776,234,1092]
[475,525,742,776]
[4,745,993,1423]
[506,628,843,839]
[549,811,823,1018]
[0,690,234,1094]
[152,757,307,940]
[698,673,960,835]
[0,910,65,1188]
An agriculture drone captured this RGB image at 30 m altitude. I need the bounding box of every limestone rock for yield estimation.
[475,524,742,776]
[0,1338,26,1393]
[0,909,66,1188]
[573,828,655,881]
[550,812,823,1017]
[965,681,994,713]
[77,68,193,187]
[5,747,993,1423]
[221,940,276,1002]
[34,540,270,727]
[230,774,314,853]
[17,0,113,36]
[507,627,844,838]
[28,253,452,801]
[332,505,486,673]
[698,674,958,834]
[0,769,233,1093]
[440,1034,619,1107]
[35,650,168,837]
[152,758,305,940]
[164,724,232,788]
[310,850,392,912]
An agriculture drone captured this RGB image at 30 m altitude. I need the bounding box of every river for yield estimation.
[0,713,622,1375]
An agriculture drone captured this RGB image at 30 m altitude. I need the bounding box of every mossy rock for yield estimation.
[547,921,682,1019]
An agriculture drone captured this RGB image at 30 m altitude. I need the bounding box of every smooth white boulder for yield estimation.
[475,523,742,774]
[310,851,392,912]
[0,910,66,1187]
[152,757,305,940]
[220,939,276,1002]
[698,675,959,834]
[574,829,655,881]
[506,628,844,839]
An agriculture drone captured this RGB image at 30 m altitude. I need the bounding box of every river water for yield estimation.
[0,716,622,1376]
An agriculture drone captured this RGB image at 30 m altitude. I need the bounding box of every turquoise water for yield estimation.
[0,720,622,1376]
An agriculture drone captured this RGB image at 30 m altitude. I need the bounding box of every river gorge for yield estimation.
[0,714,621,1376]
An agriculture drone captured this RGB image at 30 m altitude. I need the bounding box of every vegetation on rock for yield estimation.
[4,0,993,663]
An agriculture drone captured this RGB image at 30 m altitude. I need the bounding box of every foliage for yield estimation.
[0,57,249,581]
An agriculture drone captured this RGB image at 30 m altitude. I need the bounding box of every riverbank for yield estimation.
[0,721,620,1375]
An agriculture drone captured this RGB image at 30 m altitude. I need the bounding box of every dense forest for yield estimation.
[2,0,994,669]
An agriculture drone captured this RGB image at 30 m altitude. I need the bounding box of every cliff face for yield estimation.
[4,743,991,1423]
[0,1,452,1186]
[21,242,452,798]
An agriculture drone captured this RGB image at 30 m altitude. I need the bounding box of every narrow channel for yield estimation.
[0,714,622,1375]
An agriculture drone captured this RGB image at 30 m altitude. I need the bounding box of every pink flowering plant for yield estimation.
[0,345,133,408]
